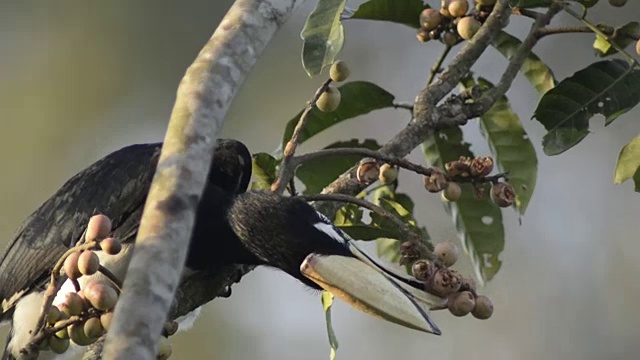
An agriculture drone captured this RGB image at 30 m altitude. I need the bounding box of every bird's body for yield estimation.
[1,138,443,360]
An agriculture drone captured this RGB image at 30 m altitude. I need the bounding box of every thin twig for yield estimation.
[271,79,333,194]
[427,45,453,86]
[511,8,543,20]
[22,313,99,356]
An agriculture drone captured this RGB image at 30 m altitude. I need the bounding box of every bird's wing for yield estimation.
[0,143,161,317]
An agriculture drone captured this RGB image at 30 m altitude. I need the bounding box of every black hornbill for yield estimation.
[0,139,443,359]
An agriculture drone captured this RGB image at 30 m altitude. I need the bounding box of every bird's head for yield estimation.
[227,191,445,334]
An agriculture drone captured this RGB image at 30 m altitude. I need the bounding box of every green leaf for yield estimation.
[491,31,556,94]
[251,153,279,190]
[337,224,403,240]
[321,291,339,360]
[301,0,347,77]
[614,135,640,188]
[376,237,402,263]
[282,81,395,147]
[508,0,552,8]
[349,0,427,29]
[422,128,505,283]
[533,60,640,156]
[334,203,364,226]
[594,22,640,57]
[296,139,381,194]
[473,78,538,214]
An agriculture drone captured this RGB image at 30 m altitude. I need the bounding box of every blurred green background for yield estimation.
[1,1,640,359]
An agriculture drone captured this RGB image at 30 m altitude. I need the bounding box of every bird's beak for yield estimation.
[300,243,445,335]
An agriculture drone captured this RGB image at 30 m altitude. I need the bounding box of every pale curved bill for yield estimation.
[300,253,445,335]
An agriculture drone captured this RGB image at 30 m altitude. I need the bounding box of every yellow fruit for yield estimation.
[69,323,93,346]
[47,306,62,325]
[49,336,70,354]
[316,85,341,112]
[378,164,398,184]
[457,16,481,40]
[448,0,469,17]
[84,317,105,339]
[329,61,350,82]
[636,39,640,56]
[54,321,69,339]
[100,312,114,330]
[156,337,173,360]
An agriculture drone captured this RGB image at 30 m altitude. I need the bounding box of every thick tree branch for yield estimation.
[102,1,305,359]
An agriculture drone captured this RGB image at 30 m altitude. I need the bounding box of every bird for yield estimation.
[0,138,444,359]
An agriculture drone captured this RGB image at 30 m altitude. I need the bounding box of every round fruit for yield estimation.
[63,252,82,280]
[434,241,459,267]
[100,312,114,330]
[156,337,173,360]
[442,182,462,202]
[448,0,469,17]
[100,237,122,255]
[609,0,627,7]
[84,282,118,311]
[86,214,112,242]
[329,61,350,82]
[84,317,105,339]
[69,323,94,346]
[491,182,516,207]
[476,0,497,5]
[460,276,477,293]
[316,85,341,112]
[378,164,398,184]
[428,268,462,296]
[78,251,100,276]
[448,291,475,317]
[472,295,494,319]
[636,39,640,56]
[420,9,443,31]
[423,172,449,193]
[411,260,435,281]
[356,160,380,184]
[441,31,458,47]
[440,0,451,18]
[457,16,481,40]
[54,321,69,339]
[64,292,85,316]
[47,306,62,325]
[49,336,70,354]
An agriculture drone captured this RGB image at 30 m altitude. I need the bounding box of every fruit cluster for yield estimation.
[417,0,497,45]
[356,159,398,185]
[316,61,350,113]
[423,156,516,208]
[403,241,494,319]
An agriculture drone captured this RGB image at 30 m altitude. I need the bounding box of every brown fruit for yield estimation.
[448,291,475,317]
[442,182,462,202]
[457,16,481,40]
[84,282,118,311]
[69,322,94,346]
[411,260,436,282]
[470,156,494,177]
[49,336,70,354]
[64,292,85,316]
[356,159,380,184]
[86,214,112,242]
[399,241,428,266]
[434,242,459,267]
[428,268,462,296]
[416,28,430,43]
[423,171,449,193]
[378,164,398,184]
[63,252,82,280]
[448,0,469,17]
[316,85,341,112]
[472,295,494,319]
[441,31,458,47]
[460,276,477,293]
[78,251,100,276]
[608,0,627,7]
[491,182,516,207]
[100,312,114,330]
[445,157,472,177]
[84,317,105,339]
[329,60,350,82]
[440,0,451,17]
[420,9,443,31]
[100,237,122,255]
